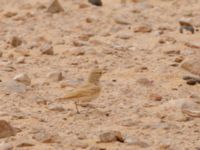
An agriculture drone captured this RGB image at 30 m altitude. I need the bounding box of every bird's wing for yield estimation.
[58,84,100,100]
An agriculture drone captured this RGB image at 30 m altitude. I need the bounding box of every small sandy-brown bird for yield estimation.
[56,68,103,113]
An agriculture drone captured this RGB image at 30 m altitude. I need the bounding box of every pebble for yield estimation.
[0,120,15,138]
[181,59,200,76]
[183,76,200,83]
[0,142,13,150]
[114,16,130,25]
[40,43,54,55]
[0,81,27,93]
[4,11,17,18]
[16,141,35,147]
[71,141,89,149]
[124,135,149,148]
[181,101,200,118]
[136,78,153,86]
[149,93,163,101]
[48,104,65,112]
[185,41,200,49]
[88,0,102,6]
[13,73,31,86]
[99,131,124,143]
[10,36,22,47]
[47,0,64,13]
[16,56,25,64]
[90,146,106,150]
[174,56,184,63]
[134,25,152,33]
[179,18,194,34]
[186,79,197,85]
[47,71,63,82]
[32,130,57,143]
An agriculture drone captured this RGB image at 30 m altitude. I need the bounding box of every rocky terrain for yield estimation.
[0,0,200,149]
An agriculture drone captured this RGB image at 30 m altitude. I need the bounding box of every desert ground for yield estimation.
[0,0,200,149]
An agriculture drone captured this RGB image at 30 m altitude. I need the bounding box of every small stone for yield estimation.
[90,146,106,150]
[40,43,54,55]
[181,59,200,76]
[124,136,149,148]
[0,120,15,138]
[47,71,63,81]
[48,104,65,112]
[149,93,162,101]
[137,78,153,86]
[32,130,57,143]
[0,142,13,150]
[99,131,124,143]
[16,56,25,64]
[4,12,17,18]
[174,56,184,63]
[179,18,194,34]
[186,79,197,85]
[88,0,102,6]
[134,25,152,33]
[181,101,200,118]
[13,73,31,86]
[0,81,27,93]
[10,36,22,47]
[16,141,35,147]
[185,41,200,49]
[114,16,130,25]
[47,0,64,13]
[71,141,89,149]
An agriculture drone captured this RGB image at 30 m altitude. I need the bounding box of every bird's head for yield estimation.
[88,68,104,84]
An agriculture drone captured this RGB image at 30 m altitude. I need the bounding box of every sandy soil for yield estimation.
[0,0,200,149]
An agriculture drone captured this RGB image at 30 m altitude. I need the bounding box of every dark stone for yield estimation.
[88,0,102,6]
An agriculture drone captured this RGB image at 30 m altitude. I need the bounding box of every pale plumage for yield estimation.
[56,68,103,113]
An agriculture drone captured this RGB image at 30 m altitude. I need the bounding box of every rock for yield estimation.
[134,25,152,33]
[90,146,106,150]
[174,56,184,63]
[13,73,31,86]
[16,141,35,147]
[10,36,22,47]
[16,56,25,64]
[181,59,200,76]
[0,142,13,150]
[0,81,27,93]
[114,16,130,25]
[88,0,102,6]
[149,93,162,101]
[32,130,57,143]
[179,18,194,34]
[136,78,153,86]
[124,136,149,148]
[182,76,200,84]
[181,101,200,118]
[47,71,63,81]
[47,0,64,13]
[186,79,197,85]
[99,131,124,143]
[40,43,54,55]
[48,104,65,112]
[0,120,15,138]
[185,41,200,49]
[71,141,89,149]
[4,11,17,18]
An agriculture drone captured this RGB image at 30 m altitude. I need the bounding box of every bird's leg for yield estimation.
[75,102,80,114]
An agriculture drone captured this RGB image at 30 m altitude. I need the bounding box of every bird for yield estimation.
[56,68,103,113]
